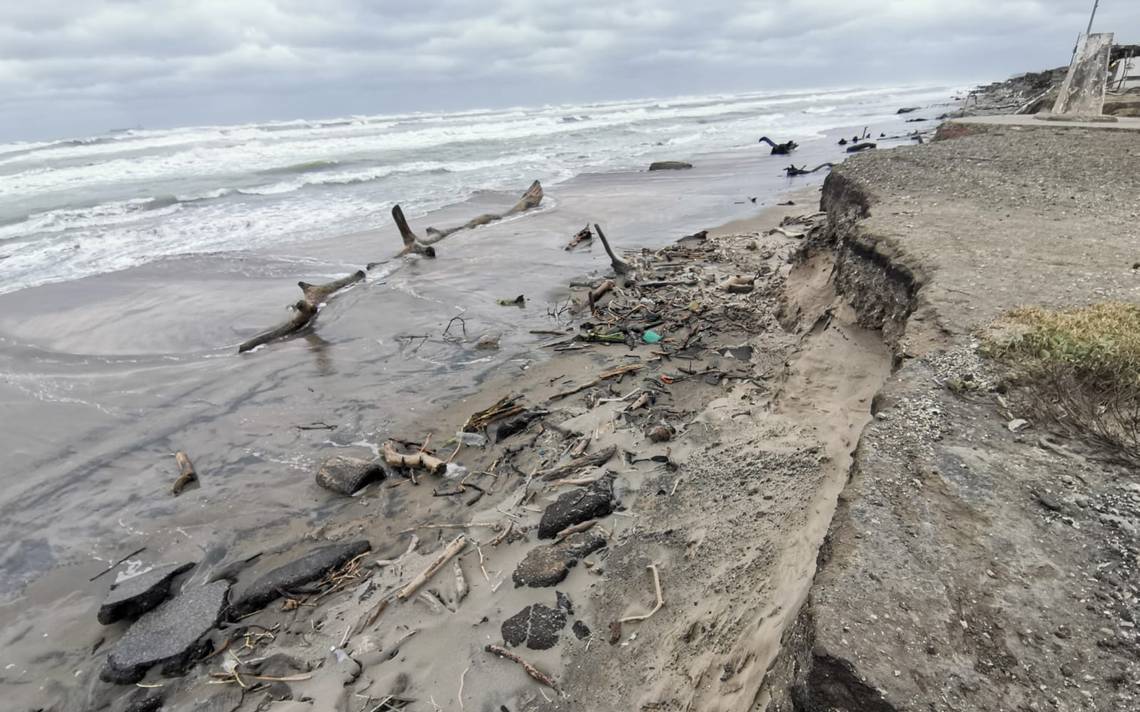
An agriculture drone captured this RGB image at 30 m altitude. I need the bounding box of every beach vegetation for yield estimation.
[983,301,1140,462]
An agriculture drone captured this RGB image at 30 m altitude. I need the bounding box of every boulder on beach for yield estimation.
[101,580,229,684]
[227,540,370,618]
[513,530,607,587]
[648,161,692,171]
[501,602,567,650]
[98,562,194,625]
[537,475,614,539]
[315,456,385,496]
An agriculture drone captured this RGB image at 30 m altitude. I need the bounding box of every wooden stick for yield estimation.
[484,644,559,691]
[383,441,446,476]
[548,364,641,402]
[618,564,664,623]
[593,224,632,275]
[397,535,467,600]
[88,546,146,582]
[172,451,198,495]
[538,444,616,481]
[453,560,469,603]
[554,519,596,543]
[588,279,615,311]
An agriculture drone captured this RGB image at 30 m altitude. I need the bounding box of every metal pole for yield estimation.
[1086,0,1100,35]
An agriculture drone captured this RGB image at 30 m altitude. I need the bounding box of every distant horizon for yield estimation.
[2,0,1136,143]
[4,76,983,146]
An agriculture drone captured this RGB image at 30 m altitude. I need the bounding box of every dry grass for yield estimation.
[983,302,1140,462]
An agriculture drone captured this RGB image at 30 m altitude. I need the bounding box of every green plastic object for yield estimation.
[642,330,662,344]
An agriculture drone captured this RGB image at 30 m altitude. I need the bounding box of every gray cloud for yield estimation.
[0,0,1136,140]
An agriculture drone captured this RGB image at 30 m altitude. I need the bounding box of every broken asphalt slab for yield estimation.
[98,562,195,624]
[227,540,371,618]
[102,580,229,684]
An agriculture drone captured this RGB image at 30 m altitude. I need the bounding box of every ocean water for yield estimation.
[0,84,955,294]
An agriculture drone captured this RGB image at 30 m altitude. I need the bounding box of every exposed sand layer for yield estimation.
[776,124,1140,710]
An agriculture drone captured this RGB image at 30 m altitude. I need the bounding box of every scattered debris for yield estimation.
[565,225,593,250]
[396,535,467,600]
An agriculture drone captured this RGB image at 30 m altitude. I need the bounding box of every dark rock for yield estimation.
[1034,491,1064,512]
[537,477,614,539]
[228,540,370,618]
[572,620,592,640]
[513,531,607,587]
[264,682,293,701]
[119,691,164,712]
[501,603,566,650]
[648,161,692,171]
[102,581,229,684]
[98,562,195,625]
[315,456,384,496]
[897,107,920,114]
[846,142,877,153]
[249,652,310,677]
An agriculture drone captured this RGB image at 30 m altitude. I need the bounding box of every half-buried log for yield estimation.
[390,205,438,258]
[300,270,366,305]
[784,163,834,177]
[238,272,365,353]
[759,136,798,155]
[423,181,544,242]
[593,224,632,276]
[382,441,447,476]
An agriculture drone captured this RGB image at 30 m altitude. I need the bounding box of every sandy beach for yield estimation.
[6,64,1138,712]
[1,118,910,711]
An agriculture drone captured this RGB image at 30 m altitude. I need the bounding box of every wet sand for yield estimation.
[0,122,927,710]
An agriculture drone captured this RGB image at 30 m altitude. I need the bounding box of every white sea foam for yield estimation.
[0,83,961,295]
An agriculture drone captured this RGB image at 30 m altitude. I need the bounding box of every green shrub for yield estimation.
[984,302,1140,462]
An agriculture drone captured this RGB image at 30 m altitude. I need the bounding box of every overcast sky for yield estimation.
[0,0,1136,141]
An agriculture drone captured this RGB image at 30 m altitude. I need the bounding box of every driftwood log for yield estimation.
[565,225,593,250]
[383,441,447,476]
[593,224,632,276]
[172,451,198,495]
[759,136,798,155]
[390,205,438,258]
[238,271,365,353]
[423,181,544,242]
[784,163,834,177]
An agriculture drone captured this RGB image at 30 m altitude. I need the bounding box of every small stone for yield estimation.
[537,477,614,539]
[1034,491,1064,513]
[475,334,501,350]
[315,456,384,496]
[102,581,229,684]
[228,540,371,618]
[572,620,592,640]
[501,603,567,650]
[99,562,195,625]
[647,424,674,443]
[1007,418,1029,432]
